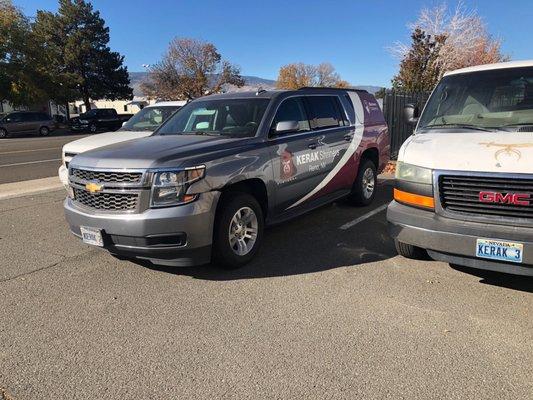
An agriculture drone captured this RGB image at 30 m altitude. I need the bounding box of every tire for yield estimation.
[89,123,97,133]
[39,126,50,136]
[394,240,427,259]
[347,158,377,206]
[213,192,264,269]
[0,128,8,138]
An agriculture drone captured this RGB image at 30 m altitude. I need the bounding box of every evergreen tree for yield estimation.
[34,0,132,109]
[392,29,446,92]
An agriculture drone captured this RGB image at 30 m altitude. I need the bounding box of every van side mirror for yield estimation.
[274,121,299,135]
[404,103,419,125]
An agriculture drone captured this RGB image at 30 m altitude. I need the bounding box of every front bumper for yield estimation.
[387,200,533,276]
[64,191,220,266]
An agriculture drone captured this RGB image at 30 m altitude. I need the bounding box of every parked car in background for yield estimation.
[0,111,55,138]
[70,108,133,133]
[58,101,186,186]
[63,88,389,268]
[388,60,533,276]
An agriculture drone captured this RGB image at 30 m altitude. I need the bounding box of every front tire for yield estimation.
[348,158,377,206]
[39,126,50,136]
[394,240,427,259]
[213,192,264,269]
[0,128,8,138]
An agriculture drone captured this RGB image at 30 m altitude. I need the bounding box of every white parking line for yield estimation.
[339,203,389,230]
[0,158,61,168]
[0,147,58,155]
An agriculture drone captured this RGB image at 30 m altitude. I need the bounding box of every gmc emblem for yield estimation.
[479,191,530,206]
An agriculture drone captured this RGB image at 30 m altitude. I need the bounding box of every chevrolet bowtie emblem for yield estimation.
[85,182,103,193]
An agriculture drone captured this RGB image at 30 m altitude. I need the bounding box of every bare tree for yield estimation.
[390,2,507,78]
[141,38,244,100]
[276,62,349,89]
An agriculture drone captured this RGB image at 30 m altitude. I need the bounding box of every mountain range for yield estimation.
[128,72,382,97]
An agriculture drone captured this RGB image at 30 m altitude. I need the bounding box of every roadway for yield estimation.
[1,182,531,399]
[0,133,90,184]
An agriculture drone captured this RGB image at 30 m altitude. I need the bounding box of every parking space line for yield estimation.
[339,203,389,230]
[0,158,61,168]
[0,147,58,155]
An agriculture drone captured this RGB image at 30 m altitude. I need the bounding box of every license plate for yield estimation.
[476,239,523,263]
[80,226,104,247]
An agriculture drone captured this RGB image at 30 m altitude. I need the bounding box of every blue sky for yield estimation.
[16,0,533,87]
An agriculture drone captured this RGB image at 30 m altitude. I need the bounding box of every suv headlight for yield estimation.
[395,161,432,184]
[79,119,89,124]
[150,166,205,207]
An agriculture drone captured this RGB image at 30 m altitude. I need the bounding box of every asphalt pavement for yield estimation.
[0,132,89,184]
[0,182,531,399]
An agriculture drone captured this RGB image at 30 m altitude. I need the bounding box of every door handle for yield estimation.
[308,143,318,149]
[344,134,353,142]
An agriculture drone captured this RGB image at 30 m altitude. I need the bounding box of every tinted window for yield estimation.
[121,106,179,131]
[6,113,22,122]
[271,97,310,134]
[306,96,342,129]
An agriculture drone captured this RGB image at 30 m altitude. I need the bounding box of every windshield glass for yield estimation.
[121,106,180,131]
[418,66,533,131]
[157,98,270,138]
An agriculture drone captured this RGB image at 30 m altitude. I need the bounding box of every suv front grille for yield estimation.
[439,175,533,219]
[71,168,142,183]
[73,188,138,211]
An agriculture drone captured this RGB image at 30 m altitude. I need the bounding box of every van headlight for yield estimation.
[395,161,432,184]
[150,166,205,207]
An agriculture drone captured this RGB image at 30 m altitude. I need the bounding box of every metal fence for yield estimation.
[382,91,430,159]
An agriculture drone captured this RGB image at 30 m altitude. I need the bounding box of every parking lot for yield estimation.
[1,181,532,399]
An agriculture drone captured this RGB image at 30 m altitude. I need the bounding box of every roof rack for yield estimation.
[297,86,368,93]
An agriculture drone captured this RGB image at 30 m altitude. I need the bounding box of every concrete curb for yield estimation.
[0,176,64,200]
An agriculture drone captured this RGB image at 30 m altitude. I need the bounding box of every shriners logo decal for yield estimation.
[280,149,296,180]
[479,141,533,162]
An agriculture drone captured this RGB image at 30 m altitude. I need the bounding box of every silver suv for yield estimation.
[0,111,55,138]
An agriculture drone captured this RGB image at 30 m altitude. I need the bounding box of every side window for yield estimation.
[306,96,342,129]
[270,97,310,135]
[8,113,22,122]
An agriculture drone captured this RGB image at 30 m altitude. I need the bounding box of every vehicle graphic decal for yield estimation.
[287,94,366,209]
[280,149,296,180]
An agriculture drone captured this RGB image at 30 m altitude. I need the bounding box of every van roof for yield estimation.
[445,60,533,77]
[148,101,187,107]
[196,87,368,101]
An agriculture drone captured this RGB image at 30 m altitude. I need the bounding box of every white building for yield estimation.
[68,96,157,117]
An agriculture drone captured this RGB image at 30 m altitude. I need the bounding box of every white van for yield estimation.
[387,60,533,276]
[58,101,186,186]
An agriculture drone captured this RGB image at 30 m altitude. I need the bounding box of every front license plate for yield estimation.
[80,226,104,247]
[476,239,523,263]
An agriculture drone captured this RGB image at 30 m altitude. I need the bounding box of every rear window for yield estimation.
[306,96,342,129]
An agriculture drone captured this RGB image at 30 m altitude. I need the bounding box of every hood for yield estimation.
[400,131,533,173]
[71,134,251,170]
[64,130,152,155]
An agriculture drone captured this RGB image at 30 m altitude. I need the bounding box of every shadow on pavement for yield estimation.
[139,194,397,281]
[449,264,533,293]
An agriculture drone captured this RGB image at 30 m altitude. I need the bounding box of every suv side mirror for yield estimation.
[274,121,299,135]
[404,103,420,126]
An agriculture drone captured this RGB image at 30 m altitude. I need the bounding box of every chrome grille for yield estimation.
[73,188,138,211]
[439,175,533,219]
[71,168,142,183]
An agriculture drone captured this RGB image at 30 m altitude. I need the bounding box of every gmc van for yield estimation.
[64,88,389,268]
[388,60,533,276]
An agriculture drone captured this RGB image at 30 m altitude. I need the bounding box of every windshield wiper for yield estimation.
[421,123,495,132]
[182,131,220,136]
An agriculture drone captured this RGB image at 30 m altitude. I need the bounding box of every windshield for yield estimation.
[157,98,270,138]
[418,66,533,131]
[121,105,180,132]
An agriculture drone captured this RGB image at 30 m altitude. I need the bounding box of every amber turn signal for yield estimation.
[394,188,435,209]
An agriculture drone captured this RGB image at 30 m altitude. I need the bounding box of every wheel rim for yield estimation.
[0,129,6,138]
[362,167,375,199]
[90,124,96,133]
[228,207,258,256]
[40,127,49,136]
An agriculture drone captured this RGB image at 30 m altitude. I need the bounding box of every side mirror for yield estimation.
[122,121,127,127]
[404,103,419,126]
[195,121,209,130]
[274,120,299,134]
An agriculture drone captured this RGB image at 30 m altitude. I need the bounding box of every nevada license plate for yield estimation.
[80,226,104,247]
[476,239,523,263]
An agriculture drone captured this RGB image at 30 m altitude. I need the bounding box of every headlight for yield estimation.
[79,119,89,124]
[395,161,432,184]
[150,166,205,207]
